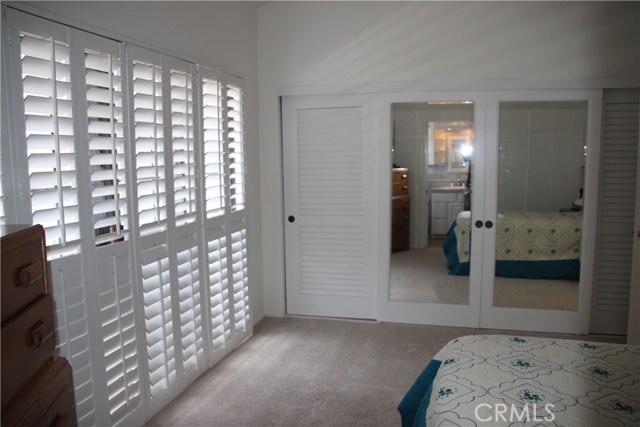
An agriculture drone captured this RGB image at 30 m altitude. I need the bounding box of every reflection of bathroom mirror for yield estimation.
[448,139,470,172]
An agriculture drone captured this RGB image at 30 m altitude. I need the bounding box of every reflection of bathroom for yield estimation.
[391,102,474,251]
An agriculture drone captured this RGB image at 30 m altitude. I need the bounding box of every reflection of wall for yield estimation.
[498,102,587,212]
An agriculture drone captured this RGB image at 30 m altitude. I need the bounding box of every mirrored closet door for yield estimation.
[378,92,487,327]
[479,90,602,333]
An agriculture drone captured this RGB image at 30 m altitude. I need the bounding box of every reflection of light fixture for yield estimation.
[460,143,473,161]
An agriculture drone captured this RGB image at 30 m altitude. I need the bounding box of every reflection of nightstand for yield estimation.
[559,208,580,213]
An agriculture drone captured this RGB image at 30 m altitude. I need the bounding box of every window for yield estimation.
[226,83,245,210]
[21,31,81,258]
[3,8,251,426]
[85,49,128,245]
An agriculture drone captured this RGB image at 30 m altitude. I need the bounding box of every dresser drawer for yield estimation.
[1,226,48,324]
[37,382,76,427]
[392,182,409,196]
[1,295,56,407]
[392,169,409,183]
[2,357,75,427]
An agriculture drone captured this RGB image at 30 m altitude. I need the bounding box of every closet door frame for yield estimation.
[376,91,487,327]
[479,89,602,334]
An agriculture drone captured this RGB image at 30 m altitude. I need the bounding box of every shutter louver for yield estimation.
[21,32,80,258]
[133,60,166,236]
[176,233,204,372]
[202,74,224,217]
[96,247,142,424]
[207,231,229,353]
[226,84,245,210]
[230,226,249,333]
[140,237,176,399]
[85,50,128,246]
[591,89,639,334]
[171,69,197,225]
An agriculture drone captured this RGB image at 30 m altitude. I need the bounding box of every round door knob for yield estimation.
[485,220,494,229]
[475,220,484,228]
[288,215,295,223]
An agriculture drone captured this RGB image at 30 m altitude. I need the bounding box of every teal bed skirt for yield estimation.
[442,221,580,280]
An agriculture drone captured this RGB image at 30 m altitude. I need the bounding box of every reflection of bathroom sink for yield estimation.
[431,186,465,192]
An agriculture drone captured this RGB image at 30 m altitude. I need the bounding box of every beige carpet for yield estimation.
[389,247,579,310]
[146,316,622,427]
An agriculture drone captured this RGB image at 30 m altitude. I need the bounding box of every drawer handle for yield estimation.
[19,261,43,288]
[401,174,407,179]
[402,186,408,191]
[30,320,53,348]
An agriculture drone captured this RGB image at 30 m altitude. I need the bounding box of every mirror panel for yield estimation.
[389,102,474,305]
[493,101,587,311]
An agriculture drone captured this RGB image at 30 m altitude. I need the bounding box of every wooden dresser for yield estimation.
[392,168,410,253]
[1,225,77,427]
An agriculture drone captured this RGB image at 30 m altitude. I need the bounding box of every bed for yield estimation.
[398,335,639,427]
[443,211,583,279]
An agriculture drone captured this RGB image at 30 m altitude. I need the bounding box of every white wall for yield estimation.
[21,0,265,322]
[258,1,640,316]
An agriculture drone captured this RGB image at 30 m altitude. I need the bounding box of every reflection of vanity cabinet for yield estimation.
[392,168,410,252]
[430,189,464,236]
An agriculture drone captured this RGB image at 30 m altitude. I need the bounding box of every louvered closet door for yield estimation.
[590,88,639,335]
[283,96,377,319]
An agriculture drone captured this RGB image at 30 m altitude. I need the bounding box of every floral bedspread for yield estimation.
[427,335,639,426]
[454,211,582,263]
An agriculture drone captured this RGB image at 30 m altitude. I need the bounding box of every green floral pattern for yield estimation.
[454,211,582,263]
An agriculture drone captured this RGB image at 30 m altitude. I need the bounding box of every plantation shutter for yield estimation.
[20,28,81,258]
[590,88,640,335]
[128,47,177,418]
[82,35,143,427]
[170,66,197,225]
[85,44,128,245]
[133,56,166,235]
[4,8,252,425]
[139,235,175,408]
[168,59,207,388]
[230,223,250,334]
[226,81,245,210]
[200,67,225,217]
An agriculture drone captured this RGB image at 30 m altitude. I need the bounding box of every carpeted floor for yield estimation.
[146,316,622,427]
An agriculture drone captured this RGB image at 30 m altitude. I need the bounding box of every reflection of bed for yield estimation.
[398,335,640,427]
[443,211,582,279]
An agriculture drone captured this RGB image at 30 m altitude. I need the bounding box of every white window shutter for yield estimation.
[225,82,245,211]
[229,222,250,335]
[84,48,128,245]
[132,56,166,235]
[20,30,81,258]
[199,66,225,218]
[170,67,197,225]
[4,9,252,425]
[139,235,176,410]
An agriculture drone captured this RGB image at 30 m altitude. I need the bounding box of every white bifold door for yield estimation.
[282,95,377,319]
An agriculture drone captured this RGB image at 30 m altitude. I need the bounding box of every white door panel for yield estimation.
[283,96,376,319]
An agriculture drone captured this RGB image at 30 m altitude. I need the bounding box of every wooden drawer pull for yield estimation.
[30,320,53,348]
[19,261,43,288]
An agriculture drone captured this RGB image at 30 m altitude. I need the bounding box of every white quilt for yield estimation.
[427,335,640,426]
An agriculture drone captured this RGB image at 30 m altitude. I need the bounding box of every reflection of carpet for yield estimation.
[389,247,579,310]
[389,247,469,305]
